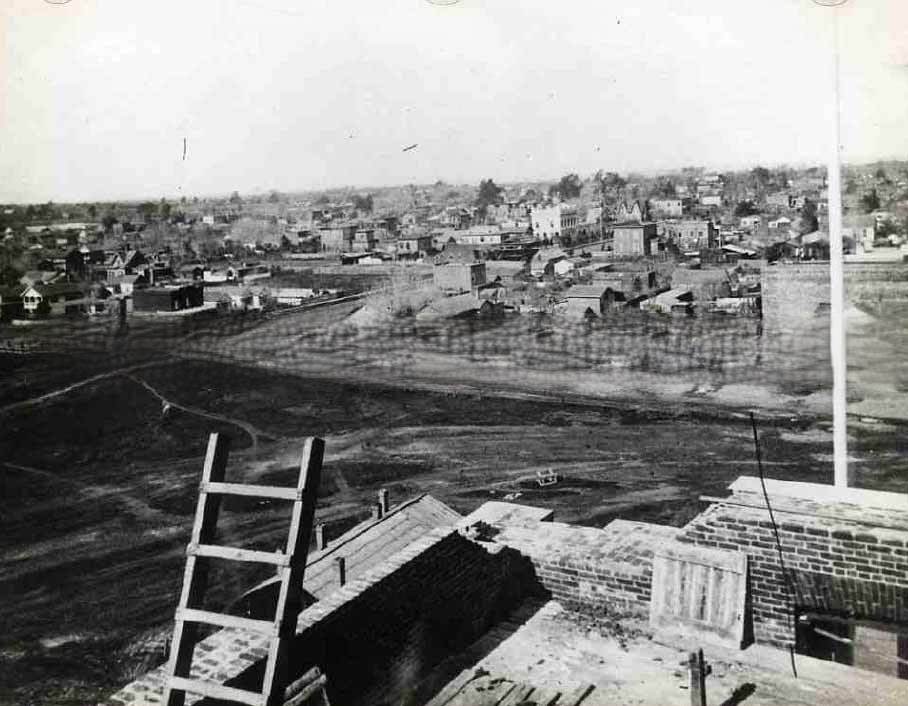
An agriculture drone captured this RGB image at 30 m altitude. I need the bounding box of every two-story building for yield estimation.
[530,204,580,242]
[663,219,718,251]
[611,222,657,256]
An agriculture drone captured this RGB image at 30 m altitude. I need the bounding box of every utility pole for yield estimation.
[815,0,850,488]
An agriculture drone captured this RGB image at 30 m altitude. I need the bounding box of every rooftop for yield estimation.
[705,476,908,533]
[423,600,908,706]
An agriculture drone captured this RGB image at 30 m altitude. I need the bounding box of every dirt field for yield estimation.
[1,301,906,705]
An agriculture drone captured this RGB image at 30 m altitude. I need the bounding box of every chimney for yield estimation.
[335,556,346,587]
[315,523,326,551]
[371,503,383,521]
[379,488,390,515]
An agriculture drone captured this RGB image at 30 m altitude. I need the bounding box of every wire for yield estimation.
[749,411,798,678]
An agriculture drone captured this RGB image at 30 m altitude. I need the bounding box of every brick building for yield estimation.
[107,477,908,706]
[680,478,908,675]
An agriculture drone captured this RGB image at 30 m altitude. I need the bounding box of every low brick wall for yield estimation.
[491,519,679,617]
[679,503,908,646]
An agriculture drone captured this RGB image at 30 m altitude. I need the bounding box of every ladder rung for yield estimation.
[168,675,266,706]
[189,543,292,566]
[177,607,277,635]
[203,481,302,501]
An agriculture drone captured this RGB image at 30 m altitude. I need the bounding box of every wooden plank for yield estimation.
[560,684,595,706]
[177,607,277,635]
[263,437,325,706]
[204,481,302,501]
[685,564,712,620]
[527,687,561,706]
[165,433,231,706]
[498,684,534,706]
[677,559,688,618]
[284,667,322,700]
[283,674,327,706]
[481,681,515,706]
[168,676,265,706]
[424,668,480,706]
[649,553,666,622]
[691,564,707,622]
[713,566,726,627]
[189,543,291,567]
[703,566,716,624]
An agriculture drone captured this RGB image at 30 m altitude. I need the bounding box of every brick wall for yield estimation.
[532,553,653,616]
[679,504,908,646]
[491,519,678,618]
[104,528,537,706]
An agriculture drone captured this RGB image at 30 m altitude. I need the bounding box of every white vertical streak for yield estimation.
[826,5,850,488]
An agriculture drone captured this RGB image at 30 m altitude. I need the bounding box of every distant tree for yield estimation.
[749,166,771,190]
[101,213,118,231]
[268,190,281,204]
[874,167,887,181]
[314,194,330,205]
[229,190,243,205]
[159,198,172,220]
[553,173,582,200]
[654,177,675,197]
[86,203,98,219]
[138,202,157,221]
[800,199,819,233]
[353,194,374,213]
[734,201,759,217]
[523,188,541,203]
[476,179,503,208]
[860,189,881,213]
[0,264,22,286]
[594,171,626,200]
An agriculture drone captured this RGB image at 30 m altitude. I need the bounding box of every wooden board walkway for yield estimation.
[426,671,594,706]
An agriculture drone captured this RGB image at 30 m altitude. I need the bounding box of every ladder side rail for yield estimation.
[164,433,232,706]
[263,437,325,706]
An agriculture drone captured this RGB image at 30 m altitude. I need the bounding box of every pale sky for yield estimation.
[2,0,907,203]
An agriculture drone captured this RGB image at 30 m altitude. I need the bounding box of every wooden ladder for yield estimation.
[163,433,325,706]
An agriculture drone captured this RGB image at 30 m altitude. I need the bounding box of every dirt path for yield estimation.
[124,374,265,455]
[0,360,168,416]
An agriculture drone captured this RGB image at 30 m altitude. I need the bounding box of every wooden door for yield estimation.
[649,542,749,648]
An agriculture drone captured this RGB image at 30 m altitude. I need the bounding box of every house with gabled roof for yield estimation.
[21,282,87,318]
